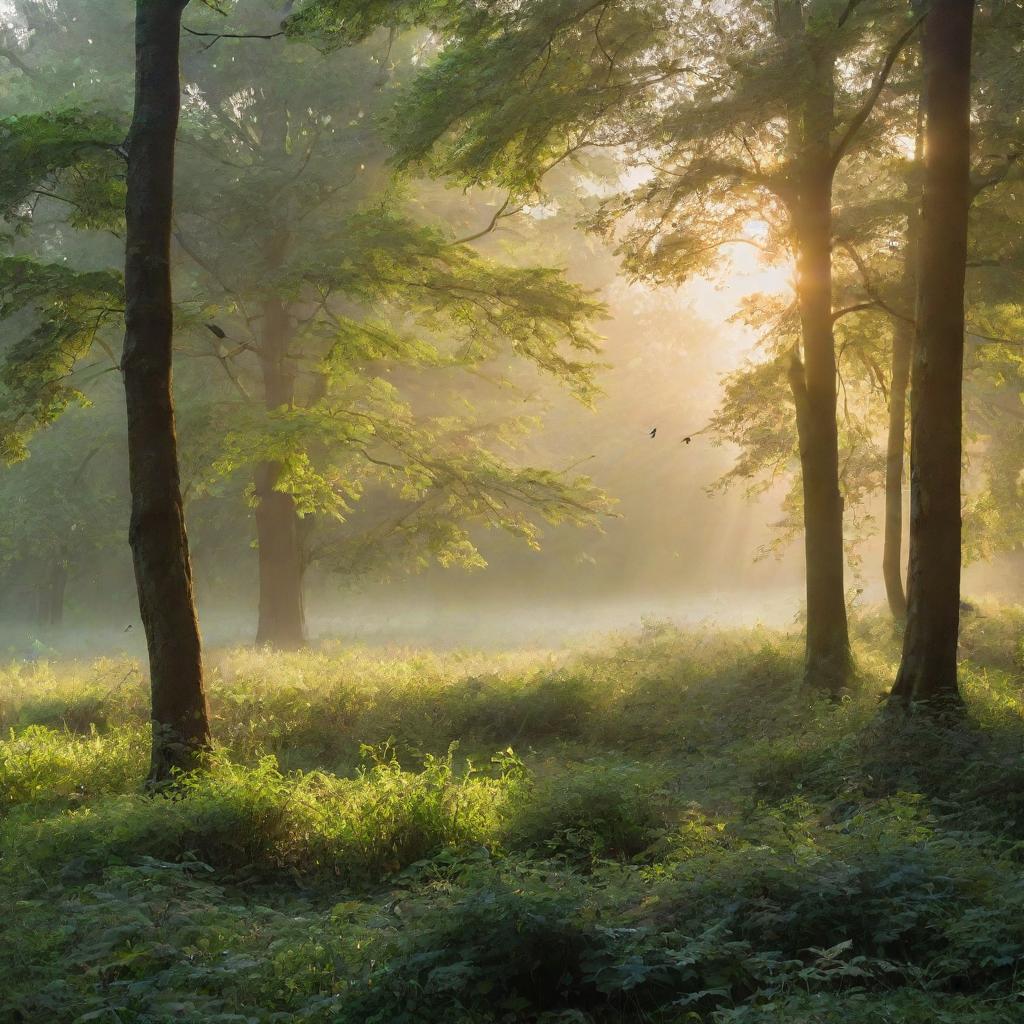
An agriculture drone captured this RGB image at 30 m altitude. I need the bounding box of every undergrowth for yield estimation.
[2,610,1024,1021]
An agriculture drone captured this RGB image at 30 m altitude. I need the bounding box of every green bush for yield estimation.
[506,758,671,862]
[2,745,527,883]
[0,723,146,811]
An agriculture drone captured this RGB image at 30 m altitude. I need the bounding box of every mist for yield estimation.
[2,1,1020,659]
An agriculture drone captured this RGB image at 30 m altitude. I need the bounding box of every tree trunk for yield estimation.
[122,0,211,780]
[254,464,307,649]
[882,316,911,620]
[890,0,975,708]
[790,182,853,694]
[254,292,308,649]
[882,100,925,623]
[786,41,852,695]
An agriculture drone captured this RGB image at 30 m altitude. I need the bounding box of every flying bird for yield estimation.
[649,427,657,438]
[681,436,692,445]
[205,323,227,340]
[123,624,133,632]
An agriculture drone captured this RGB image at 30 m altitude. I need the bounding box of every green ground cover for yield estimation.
[3,611,1024,1022]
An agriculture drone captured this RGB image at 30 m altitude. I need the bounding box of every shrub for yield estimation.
[0,723,146,811]
[506,759,671,863]
[1,746,527,883]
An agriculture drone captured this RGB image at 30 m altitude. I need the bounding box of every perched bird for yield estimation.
[205,323,227,340]
[649,427,657,438]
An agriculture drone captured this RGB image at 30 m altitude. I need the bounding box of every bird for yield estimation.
[205,323,227,340]
[123,624,133,632]
[649,427,657,438]
[681,436,692,445]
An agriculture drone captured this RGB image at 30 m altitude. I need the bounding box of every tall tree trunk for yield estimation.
[790,175,852,694]
[882,316,911,620]
[254,291,308,649]
[890,0,975,707]
[123,0,211,780]
[882,100,925,622]
[786,38,852,695]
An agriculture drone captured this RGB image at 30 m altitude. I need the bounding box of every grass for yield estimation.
[1,610,1024,1021]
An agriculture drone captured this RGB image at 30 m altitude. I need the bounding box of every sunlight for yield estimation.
[0,0,24,40]
[1,0,1015,1019]
[892,132,918,158]
[683,220,794,367]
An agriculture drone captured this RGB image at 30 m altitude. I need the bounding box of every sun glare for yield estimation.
[683,220,794,366]
[893,132,918,158]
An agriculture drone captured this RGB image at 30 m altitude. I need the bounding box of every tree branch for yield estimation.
[837,0,866,28]
[832,300,881,322]
[829,13,925,172]
[0,47,36,77]
[970,152,1020,202]
[839,241,914,323]
[966,328,1024,346]
[183,26,285,51]
[448,193,525,246]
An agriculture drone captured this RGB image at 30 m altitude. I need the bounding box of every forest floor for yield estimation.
[2,611,1024,1023]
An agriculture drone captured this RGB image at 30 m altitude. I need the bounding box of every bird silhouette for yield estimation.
[649,427,657,438]
[682,436,692,445]
[123,624,133,632]
[205,323,227,340]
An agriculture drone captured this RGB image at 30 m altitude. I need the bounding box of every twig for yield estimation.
[183,26,285,51]
[449,194,525,246]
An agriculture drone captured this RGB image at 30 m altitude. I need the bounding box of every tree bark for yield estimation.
[790,182,853,694]
[883,316,911,620]
[890,0,975,708]
[122,0,211,780]
[254,291,308,649]
[786,40,853,695]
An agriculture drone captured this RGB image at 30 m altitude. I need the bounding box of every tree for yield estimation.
[880,120,921,622]
[890,0,976,707]
[171,6,608,647]
[0,0,608,651]
[704,0,1022,626]
[287,0,924,691]
[123,0,211,778]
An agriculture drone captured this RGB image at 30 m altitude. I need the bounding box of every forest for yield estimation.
[1,0,1023,1020]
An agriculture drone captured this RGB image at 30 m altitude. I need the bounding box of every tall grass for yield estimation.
[2,612,1024,1022]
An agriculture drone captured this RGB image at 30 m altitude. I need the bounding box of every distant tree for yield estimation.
[890,0,976,707]
[171,4,608,647]
[0,400,125,627]
[0,1,609,651]
[876,108,921,623]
